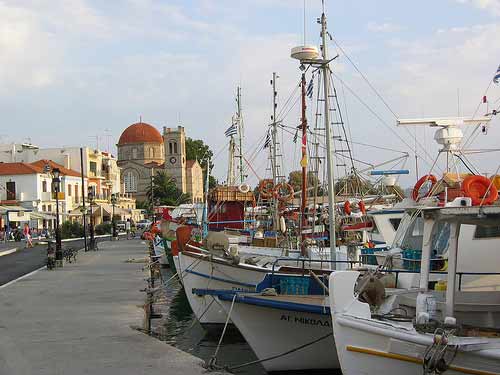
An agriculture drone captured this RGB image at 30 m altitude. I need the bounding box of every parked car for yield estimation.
[116,221,126,231]
[136,219,152,230]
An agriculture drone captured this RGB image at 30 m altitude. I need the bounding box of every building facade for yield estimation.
[117,122,204,203]
[0,160,84,229]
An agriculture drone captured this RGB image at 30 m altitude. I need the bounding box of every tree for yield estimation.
[147,170,191,208]
[287,170,323,197]
[185,137,217,188]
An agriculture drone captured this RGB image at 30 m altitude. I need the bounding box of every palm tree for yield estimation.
[146,171,191,208]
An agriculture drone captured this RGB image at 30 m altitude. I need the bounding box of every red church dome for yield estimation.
[118,122,163,145]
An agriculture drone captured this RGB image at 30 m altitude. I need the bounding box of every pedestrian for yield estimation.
[24,223,33,248]
[125,218,132,240]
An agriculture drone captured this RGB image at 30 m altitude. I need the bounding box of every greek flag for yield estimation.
[494,64,500,84]
[306,78,314,98]
[263,130,271,149]
[225,124,237,137]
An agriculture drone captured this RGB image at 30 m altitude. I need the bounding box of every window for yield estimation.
[89,161,97,176]
[124,170,138,193]
[474,225,500,239]
[169,141,177,155]
[389,218,402,231]
[149,147,154,158]
[68,184,72,196]
[132,148,138,159]
[74,185,79,202]
[47,205,52,212]
[6,181,15,200]
[42,180,47,192]
[42,205,46,211]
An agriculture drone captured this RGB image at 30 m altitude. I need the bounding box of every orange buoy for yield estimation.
[358,201,366,215]
[344,201,352,215]
[412,174,437,201]
[462,175,498,206]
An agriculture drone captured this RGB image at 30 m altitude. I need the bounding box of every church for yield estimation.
[117,122,204,203]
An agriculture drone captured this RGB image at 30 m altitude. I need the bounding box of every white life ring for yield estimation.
[238,183,250,193]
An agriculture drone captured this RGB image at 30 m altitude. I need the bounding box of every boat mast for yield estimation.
[236,87,245,184]
[227,116,236,186]
[300,73,308,255]
[320,2,338,266]
[271,72,280,231]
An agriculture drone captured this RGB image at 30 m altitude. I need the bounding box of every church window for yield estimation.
[149,147,154,158]
[174,142,178,154]
[169,142,173,155]
[132,148,138,159]
[124,170,138,193]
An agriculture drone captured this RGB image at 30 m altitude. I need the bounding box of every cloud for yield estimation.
[455,0,500,16]
[367,22,402,33]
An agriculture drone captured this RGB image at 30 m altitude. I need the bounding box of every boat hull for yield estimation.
[217,297,339,372]
[177,251,267,325]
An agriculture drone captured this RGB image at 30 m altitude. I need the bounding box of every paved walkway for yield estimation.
[0,239,217,375]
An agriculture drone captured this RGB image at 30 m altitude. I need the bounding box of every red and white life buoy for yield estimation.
[412,174,438,201]
[258,179,274,199]
[274,182,294,202]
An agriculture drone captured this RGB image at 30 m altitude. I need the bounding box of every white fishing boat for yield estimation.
[199,272,338,372]
[330,205,500,375]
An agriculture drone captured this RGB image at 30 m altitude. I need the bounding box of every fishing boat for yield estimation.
[329,205,500,375]
[197,272,338,372]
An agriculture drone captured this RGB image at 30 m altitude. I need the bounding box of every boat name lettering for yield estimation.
[280,314,330,327]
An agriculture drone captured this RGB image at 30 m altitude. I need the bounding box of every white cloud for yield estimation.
[367,22,402,33]
[456,0,500,16]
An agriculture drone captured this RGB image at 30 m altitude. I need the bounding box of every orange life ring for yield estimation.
[462,175,498,206]
[358,201,366,215]
[412,174,438,201]
[344,201,352,215]
[274,182,294,202]
[259,179,275,199]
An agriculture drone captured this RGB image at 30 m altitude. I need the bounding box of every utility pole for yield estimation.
[320,5,338,267]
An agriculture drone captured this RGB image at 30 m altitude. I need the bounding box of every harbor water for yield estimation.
[157,268,340,374]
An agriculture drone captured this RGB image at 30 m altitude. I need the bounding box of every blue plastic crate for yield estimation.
[279,277,310,295]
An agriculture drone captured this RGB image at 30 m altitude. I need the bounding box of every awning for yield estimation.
[0,205,32,222]
[30,212,56,220]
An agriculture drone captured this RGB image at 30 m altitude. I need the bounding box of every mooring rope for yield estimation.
[226,332,333,371]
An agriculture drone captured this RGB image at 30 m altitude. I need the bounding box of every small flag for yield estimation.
[293,129,298,143]
[306,78,314,98]
[224,124,237,137]
[494,64,500,84]
[483,95,487,103]
[263,130,271,149]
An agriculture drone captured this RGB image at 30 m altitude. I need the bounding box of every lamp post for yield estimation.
[111,193,118,240]
[87,187,96,250]
[52,168,63,267]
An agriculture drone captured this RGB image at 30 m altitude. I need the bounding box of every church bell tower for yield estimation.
[163,126,186,193]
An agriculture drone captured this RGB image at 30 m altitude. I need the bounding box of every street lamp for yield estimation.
[87,186,96,250]
[110,193,118,240]
[52,167,63,267]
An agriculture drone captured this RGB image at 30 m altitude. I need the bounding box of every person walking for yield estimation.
[125,218,132,240]
[23,223,33,248]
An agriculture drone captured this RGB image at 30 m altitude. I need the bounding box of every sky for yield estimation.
[1,0,500,187]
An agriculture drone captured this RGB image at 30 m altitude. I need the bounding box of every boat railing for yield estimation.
[270,257,362,276]
[386,269,500,291]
